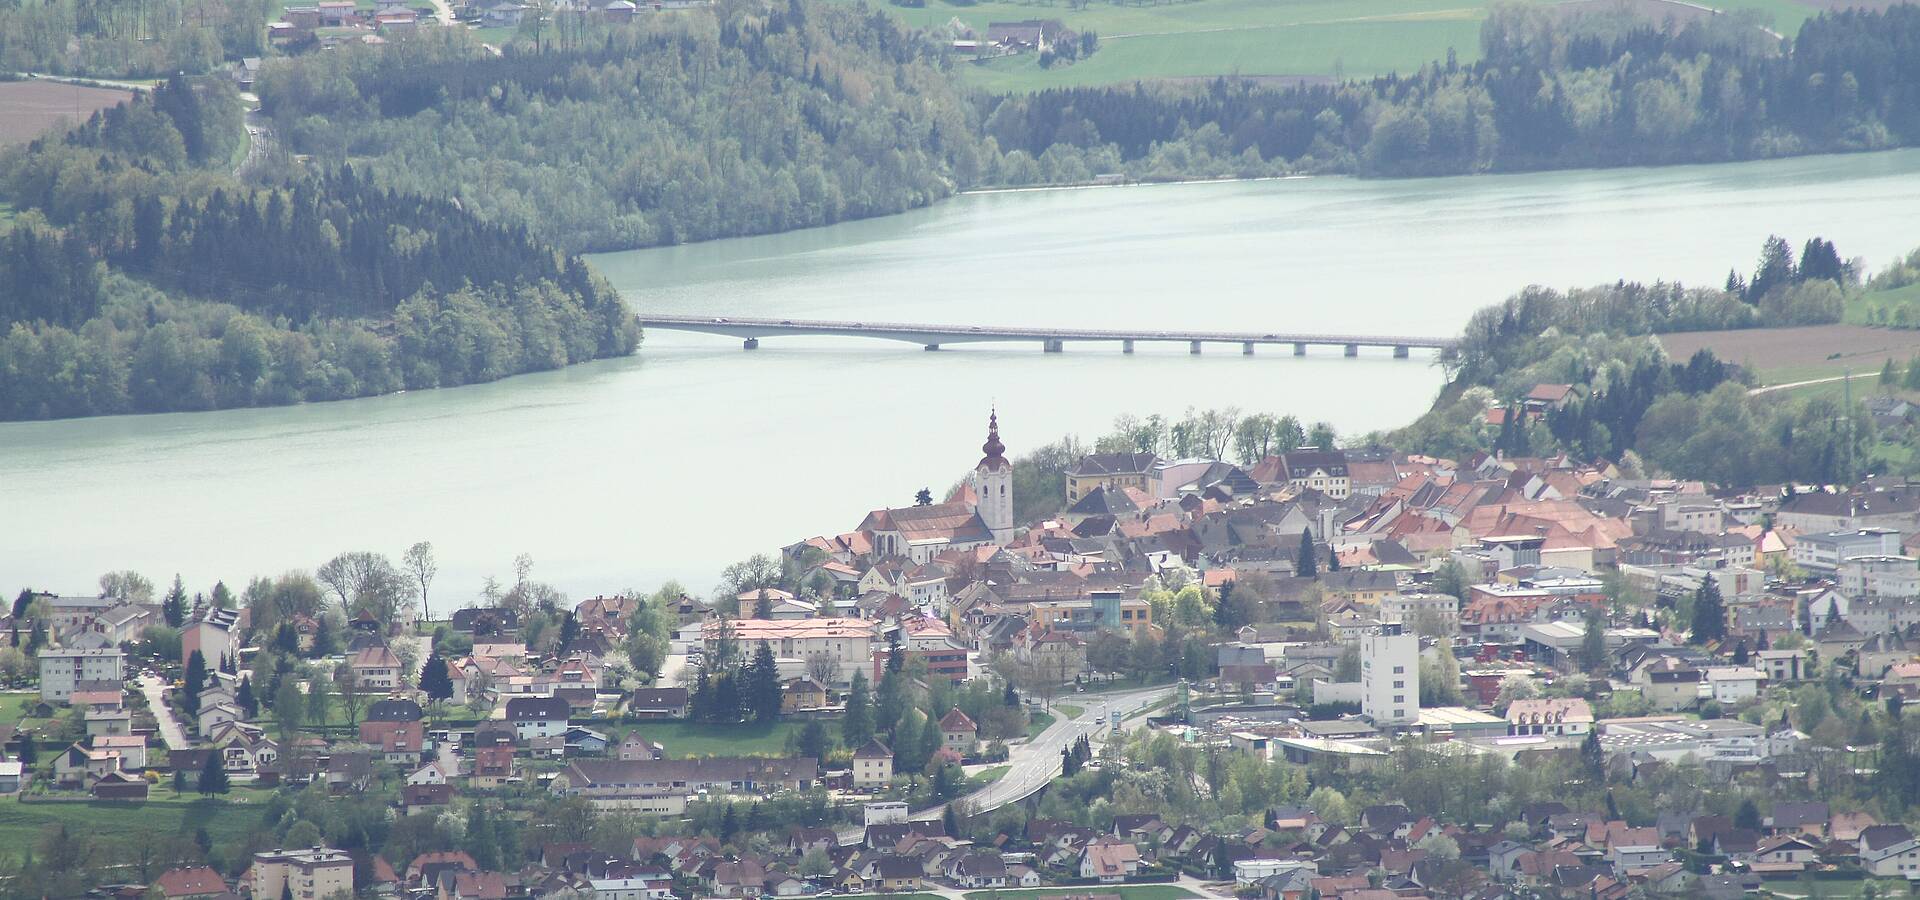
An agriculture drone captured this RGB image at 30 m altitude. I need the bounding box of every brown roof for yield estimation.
[154,867,227,898]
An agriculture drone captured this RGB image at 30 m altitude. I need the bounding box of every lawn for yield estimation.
[0,692,35,723]
[1024,711,1056,739]
[616,719,827,757]
[1055,704,1085,719]
[963,887,1201,900]
[0,790,273,861]
[968,764,1012,788]
[1846,282,1920,329]
[844,0,1813,92]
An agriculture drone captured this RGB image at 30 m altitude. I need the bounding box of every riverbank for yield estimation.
[6,151,1919,602]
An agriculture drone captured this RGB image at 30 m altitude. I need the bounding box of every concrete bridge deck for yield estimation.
[637,314,1455,357]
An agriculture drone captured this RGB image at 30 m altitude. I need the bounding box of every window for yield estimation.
[1393,665,1405,674]
[1393,695,1404,703]
[1393,680,1404,689]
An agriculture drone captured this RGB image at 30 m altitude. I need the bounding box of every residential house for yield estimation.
[1080,837,1141,883]
[152,866,228,899]
[506,695,572,741]
[1860,825,1920,876]
[854,738,894,789]
[38,648,124,702]
[1505,698,1593,737]
[627,687,690,719]
[939,708,978,755]
[350,645,402,690]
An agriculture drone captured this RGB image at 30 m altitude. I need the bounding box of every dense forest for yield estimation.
[0,0,264,78]
[984,5,1920,178]
[0,75,638,420]
[256,1,987,253]
[1386,235,1876,486]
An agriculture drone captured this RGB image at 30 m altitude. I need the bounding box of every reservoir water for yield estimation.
[5,151,1920,604]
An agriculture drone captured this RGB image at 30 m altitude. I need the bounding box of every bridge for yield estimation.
[637,314,1457,358]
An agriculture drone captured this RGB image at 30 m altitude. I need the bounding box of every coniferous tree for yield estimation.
[843,671,873,747]
[163,575,189,628]
[183,650,207,716]
[10,589,29,619]
[198,751,229,795]
[1327,546,1341,572]
[748,640,783,722]
[16,733,33,765]
[1689,578,1726,645]
[1297,529,1318,578]
[1581,729,1606,781]
[421,654,454,702]
[236,676,257,719]
[1578,604,1609,673]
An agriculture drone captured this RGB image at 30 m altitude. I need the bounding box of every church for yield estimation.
[855,412,1015,564]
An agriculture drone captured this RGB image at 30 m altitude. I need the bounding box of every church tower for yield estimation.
[972,410,1014,545]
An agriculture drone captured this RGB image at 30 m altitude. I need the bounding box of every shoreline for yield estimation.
[959,173,1308,196]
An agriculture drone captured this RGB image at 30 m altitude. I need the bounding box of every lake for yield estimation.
[5,151,1920,605]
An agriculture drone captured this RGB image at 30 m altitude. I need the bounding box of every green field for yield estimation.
[851,0,1820,92]
[617,719,827,757]
[1846,282,1920,328]
[1054,704,1085,718]
[0,692,34,723]
[0,790,273,861]
[963,887,1201,900]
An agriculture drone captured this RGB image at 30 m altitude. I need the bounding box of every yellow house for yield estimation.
[1065,452,1158,503]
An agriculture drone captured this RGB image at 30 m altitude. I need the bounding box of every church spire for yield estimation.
[978,408,1008,471]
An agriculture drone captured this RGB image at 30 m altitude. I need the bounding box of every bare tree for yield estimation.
[805,653,839,686]
[404,542,438,623]
[334,663,365,726]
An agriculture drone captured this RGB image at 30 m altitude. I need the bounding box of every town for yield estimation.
[8,404,1920,899]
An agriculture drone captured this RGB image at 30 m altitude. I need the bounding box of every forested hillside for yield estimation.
[257,0,987,253]
[0,75,638,421]
[983,5,1920,178]
[1387,235,1879,487]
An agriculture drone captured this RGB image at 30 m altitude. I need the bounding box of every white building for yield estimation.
[1840,555,1920,599]
[1378,593,1459,634]
[38,648,124,702]
[1792,528,1902,573]
[710,619,876,686]
[1703,666,1767,704]
[251,847,354,900]
[1360,623,1419,726]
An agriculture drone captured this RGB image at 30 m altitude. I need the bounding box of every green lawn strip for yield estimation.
[1024,711,1056,739]
[968,764,1012,789]
[608,719,826,757]
[963,887,1202,900]
[1845,282,1920,327]
[0,692,35,723]
[0,791,271,861]
[961,16,1485,91]
[1054,704,1085,719]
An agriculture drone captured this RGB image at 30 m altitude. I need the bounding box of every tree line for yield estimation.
[976,5,1920,181]
[0,74,639,420]
[255,0,986,254]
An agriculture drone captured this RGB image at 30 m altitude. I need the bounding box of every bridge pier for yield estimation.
[1190,341,1203,355]
[1393,345,1409,359]
[1293,342,1307,356]
[743,338,759,350]
[1043,340,1063,353]
[1122,339,1134,354]
[1344,343,1358,357]
[1243,342,1255,355]
[924,344,940,351]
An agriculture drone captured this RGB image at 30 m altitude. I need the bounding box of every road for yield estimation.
[1750,374,1852,395]
[137,673,189,751]
[836,682,1179,843]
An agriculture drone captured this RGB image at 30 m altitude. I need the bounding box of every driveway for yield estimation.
[137,672,189,751]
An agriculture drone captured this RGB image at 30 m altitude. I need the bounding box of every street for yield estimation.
[136,672,188,752]
[832,682,1179,843]
[917,683,1176,820]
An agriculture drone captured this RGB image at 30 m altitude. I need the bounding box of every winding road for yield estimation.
[837,682,1179,843]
